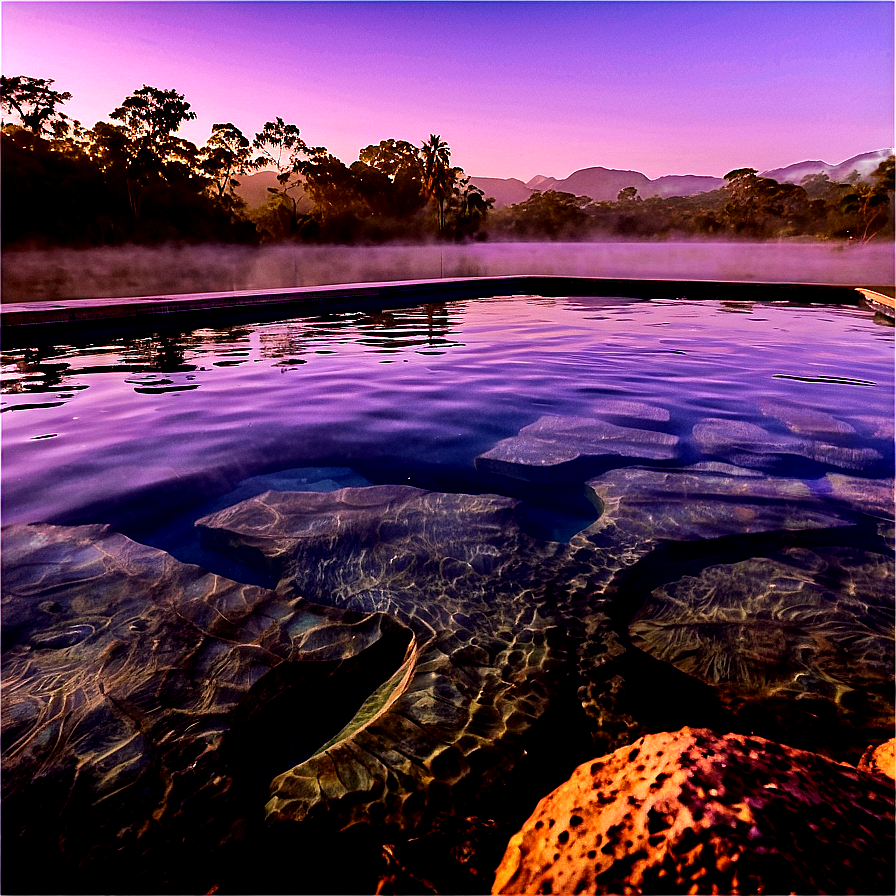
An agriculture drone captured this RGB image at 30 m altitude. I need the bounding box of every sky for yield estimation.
[1,1,893,180]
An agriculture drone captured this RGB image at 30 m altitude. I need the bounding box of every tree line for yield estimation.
[1,76,491,247]
[2,75,893,248]
[490,162,894,243]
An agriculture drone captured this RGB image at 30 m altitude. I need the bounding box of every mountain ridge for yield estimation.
[472,148,893,207]
[234,149,893,210]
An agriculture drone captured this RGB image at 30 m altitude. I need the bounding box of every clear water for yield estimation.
[2,294,892,540]
[2,297,893,526]
[2,291,894,892]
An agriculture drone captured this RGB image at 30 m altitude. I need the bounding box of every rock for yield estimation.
[1,522,413,893]
[582,463,849,550]
[197,485,604,830]
[824,473,895,520]
[629,547,895,754]
[475,415,679,482]
[693,417,881,473]
[590,398,671,423]
[859,739,896,780]
[492,727,896,895]
[759,398,855,437]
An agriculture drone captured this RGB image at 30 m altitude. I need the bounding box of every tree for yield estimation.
[617,186,640,202]
[420,134,456,233]
[497,190,593,239]
[110,85,196,150]
[200,123,253,210]
[840,154,895,242]
[1,75,72,136]
[358,138,427,218]
[251,118,324,227]
[105,85,202,219]
[444,176,493,239]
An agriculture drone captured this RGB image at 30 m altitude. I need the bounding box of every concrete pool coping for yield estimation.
[0,275,885,335]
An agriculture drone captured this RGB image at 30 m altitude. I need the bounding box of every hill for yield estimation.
[472,149,892,208]
[761,149,893,184]
[233,170,309,210]
[468,176,533,207]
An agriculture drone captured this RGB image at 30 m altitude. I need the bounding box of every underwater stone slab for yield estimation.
[590,398,671,423]
[759,398,855,437]
[581,462,850,550]
[824,473,895,520]
[560,463,855,745]
[0,522,412,893]
[629,547,895,748]
[693,417,881,472]
[474,415,680,482]
[197,485,608,831]
[492,727,896,896]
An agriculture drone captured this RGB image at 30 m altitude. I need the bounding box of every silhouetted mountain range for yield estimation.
[469,149,893,207]
[233,149,893,210]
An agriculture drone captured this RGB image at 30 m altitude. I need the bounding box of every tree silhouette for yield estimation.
[840,154,895,242]
[1,75,72,136]
[421,134,454,233]
[201,123,253,211]
[251,118,325,228]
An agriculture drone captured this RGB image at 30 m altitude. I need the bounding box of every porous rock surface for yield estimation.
[492,727,896,895]
[859,738,896,780]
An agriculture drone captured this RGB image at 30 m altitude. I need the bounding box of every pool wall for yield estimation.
[0,275,870,341]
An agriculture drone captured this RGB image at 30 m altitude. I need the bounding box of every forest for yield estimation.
[2,76,894,249]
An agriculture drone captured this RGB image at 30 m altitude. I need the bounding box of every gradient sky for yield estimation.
[2,1,893,180]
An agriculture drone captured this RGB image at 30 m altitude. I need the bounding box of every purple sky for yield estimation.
[2,2,893,180]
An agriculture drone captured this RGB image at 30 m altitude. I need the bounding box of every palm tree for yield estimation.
[421,134,452,232]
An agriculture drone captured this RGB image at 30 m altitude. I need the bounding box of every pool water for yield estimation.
[1,291,894,894]
[3,294,892,532]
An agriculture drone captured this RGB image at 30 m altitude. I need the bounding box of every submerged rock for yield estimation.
[693,417,881,473]
[197,485,601,830]
[492,727,896,895]
[475,415,679,482]
[759,398,855,437]
[629,547,895,752]
[0,522,413,893]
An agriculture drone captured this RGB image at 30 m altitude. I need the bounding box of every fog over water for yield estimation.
[2,241,893,303]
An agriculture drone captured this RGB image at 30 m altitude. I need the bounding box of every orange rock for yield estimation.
[492,727,895,895]
[859,739,896,780]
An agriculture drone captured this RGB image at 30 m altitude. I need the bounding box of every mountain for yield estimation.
[472,149,891,208]
[761,149,893,184]
[643,175,726,198]
[233,170,309,210]
[472,167,722,207]
[551,166,652,201]
[237,149,893,212]
[469,177,533,207]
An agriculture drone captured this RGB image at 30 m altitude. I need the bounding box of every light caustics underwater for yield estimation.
[1,290,893,894]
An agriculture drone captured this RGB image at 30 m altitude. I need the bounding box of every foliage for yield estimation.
[200,123,253,212]
[490,191,593,240]
[1,75,72,135]
[2,72,891,248]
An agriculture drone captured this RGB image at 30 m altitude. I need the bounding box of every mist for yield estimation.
[2,240,893,304]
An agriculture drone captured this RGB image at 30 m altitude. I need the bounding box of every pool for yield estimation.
[1,287,893,893]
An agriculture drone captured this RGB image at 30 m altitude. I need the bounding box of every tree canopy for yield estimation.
[2,73,892,248]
